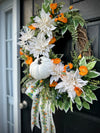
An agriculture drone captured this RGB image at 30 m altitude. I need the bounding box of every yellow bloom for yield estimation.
[78,54,82,59]
[69,5,73,10]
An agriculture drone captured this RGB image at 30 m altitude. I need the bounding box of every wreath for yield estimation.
[18,0,100,132]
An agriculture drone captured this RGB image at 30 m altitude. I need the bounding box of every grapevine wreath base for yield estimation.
[19,0,100,133]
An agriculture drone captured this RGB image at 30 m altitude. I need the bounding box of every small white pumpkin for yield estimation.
[30,56,53,80]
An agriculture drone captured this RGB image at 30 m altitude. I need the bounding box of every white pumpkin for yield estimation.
[30,56,53,80]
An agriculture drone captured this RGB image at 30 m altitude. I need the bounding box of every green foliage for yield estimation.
[79,56,86,66]
[63,100,70,113]
[75,96,82,106]
[86,71,100,78]
[83,101,90,110]
[84,88,97,101]
[71,50,79,69]
[42,0,53,13]
[86,61,96,70]
[76,104,82,111]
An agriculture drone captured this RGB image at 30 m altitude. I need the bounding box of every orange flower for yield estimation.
[64,63,73,72]
[51,58,61,64]
[28,25,36,30]
[19,48,24,55]
[49,37,56,44]
[49,81,58,87]
[50,3,57,14]
[68,63,73,69]
[74,87,83,96]
[32,122,34,125]
[55,18,58,22]
[31,86,34,88]
[33,107,36,109]
[25,56,33,65]
[40,80,43,83]
[56,13,68,23]
[69,5,73,10]
[79,66,88,76]
[58,17,68,23]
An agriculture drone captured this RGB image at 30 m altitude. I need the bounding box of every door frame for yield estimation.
[0,0,21,133]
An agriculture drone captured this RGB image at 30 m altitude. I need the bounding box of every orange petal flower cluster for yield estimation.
[64,63,73,72]
[49,81,58,87]
[19,48,24,55]
[74,87,83,96]
[50,3,57,14]
[69,5,73,10]
[55,13,68,23]
[28,25,36,30]
[79,66,88,76]
[51,58,61,64]
[40,80,43,83]
[25,55,33,65]
[49,37,56,44]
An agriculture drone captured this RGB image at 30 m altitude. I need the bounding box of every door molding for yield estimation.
[0,0,21,133]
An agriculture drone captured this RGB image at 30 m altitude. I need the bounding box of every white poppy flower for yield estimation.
[33,9,56,37]
[55,69,88,102]
[50,63,64,84]
[18,26,35,50]
[29,32,55,58]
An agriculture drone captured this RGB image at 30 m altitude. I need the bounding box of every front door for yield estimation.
[0,0,20,133]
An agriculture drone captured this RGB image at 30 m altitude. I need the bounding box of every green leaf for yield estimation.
[75,96,82,106]
[85,89,97,101]
[76,104,82,111]
[61,26,68,35]
[51,104,55,113]
[58,101,63,110]
[70,99,73,112]
[89,85,99,91]
[83,101,90,110]
[79,56,86,66]
[82,95,93,104]
[63,101,70,113]
[86,61,96,70]
[86,71,100,78]
[73,20,79,29]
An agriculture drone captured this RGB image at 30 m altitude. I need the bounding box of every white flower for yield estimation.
[29,32,55,58]
[33,9,56,37]
[18,26,35,50]
[50,63,64,84]
[55,69,88,102]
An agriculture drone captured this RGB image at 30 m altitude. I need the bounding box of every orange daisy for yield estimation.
[64,63,73,72]
[51,58,61,64]
[50,3,57,14]
[25,56,33,65]
[79,66,88,76]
